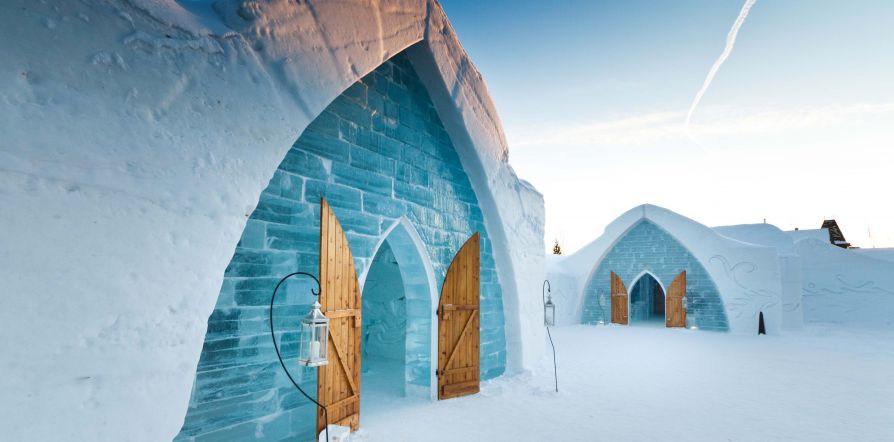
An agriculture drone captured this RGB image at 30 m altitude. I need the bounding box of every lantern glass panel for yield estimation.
[312,322,328,363]
[298,322,313,365]
[544,300,555,327]
[298,302,329,367]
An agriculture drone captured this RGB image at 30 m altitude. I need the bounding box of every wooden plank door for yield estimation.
[317,198,362,434]
[437,232,480,400]
[666,271,687,328]
[610,271,628,325]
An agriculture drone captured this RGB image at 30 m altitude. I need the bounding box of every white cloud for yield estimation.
[508,102,894,150]
[506,102,894,253]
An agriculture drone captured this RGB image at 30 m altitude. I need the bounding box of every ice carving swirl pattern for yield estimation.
[709,255,778,319]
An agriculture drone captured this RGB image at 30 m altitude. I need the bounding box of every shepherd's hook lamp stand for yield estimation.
[543,280,558,392]
[269,271,330,442]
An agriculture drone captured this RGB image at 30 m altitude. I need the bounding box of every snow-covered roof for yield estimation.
[561,205,772,277]
[713,223,799,256]
[786,228,830,243]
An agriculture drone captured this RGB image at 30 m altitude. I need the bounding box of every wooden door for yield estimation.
[666,271,687,328]
[610,271,628,325]
[317,199,362,433]
[437,232,480,400]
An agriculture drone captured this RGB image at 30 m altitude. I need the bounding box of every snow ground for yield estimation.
[350,325,893,442]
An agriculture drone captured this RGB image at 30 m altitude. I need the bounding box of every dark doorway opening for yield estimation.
[629,273,665,324]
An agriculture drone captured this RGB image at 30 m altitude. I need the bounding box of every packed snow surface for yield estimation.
[350,325,894,441]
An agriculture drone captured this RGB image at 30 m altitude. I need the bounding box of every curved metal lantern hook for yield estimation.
[274,271,321,299]
[269,271,329,442]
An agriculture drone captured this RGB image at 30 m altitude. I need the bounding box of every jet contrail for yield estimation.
[685,0,757,131]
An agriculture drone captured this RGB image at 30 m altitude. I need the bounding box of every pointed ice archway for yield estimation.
[627,271,666,324]
[359,217,439,401]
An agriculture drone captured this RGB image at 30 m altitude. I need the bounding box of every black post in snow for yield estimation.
[758,311,766,335]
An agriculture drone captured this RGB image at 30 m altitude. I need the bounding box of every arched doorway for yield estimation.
[360,218,438,411]
[361,242,406,396]
[628,272,665,324]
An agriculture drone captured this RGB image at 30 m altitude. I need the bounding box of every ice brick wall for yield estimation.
[176,51,506,441]
[581,221,729,330]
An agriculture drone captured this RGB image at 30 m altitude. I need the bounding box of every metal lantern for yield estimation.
[544,295,556,327]
[543,280,555,327]
[298,300,329,367]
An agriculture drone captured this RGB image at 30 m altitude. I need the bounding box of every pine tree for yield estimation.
[552,239,562,255]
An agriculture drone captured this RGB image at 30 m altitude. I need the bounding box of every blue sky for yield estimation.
[439,0,894,252]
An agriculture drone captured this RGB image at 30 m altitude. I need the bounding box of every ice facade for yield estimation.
[176,51,506,441]
[581,220,729,330]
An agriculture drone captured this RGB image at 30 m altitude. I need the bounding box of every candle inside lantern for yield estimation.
[310,340,321,359]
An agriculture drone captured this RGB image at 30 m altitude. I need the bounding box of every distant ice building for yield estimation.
[550,204,800,333]
[820,219,852,248]
[551,205,792,334]
[551,205,894,334]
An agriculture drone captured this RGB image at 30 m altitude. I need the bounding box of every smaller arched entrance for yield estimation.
[585,219,725,330]
[359,218,439,410]
[628,272,666,325]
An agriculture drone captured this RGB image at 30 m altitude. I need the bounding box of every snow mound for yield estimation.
[796,238,894,329]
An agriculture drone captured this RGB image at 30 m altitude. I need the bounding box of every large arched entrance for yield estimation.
[177,48,511,441]
[360,218,438,412]
[628,272,665,325]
